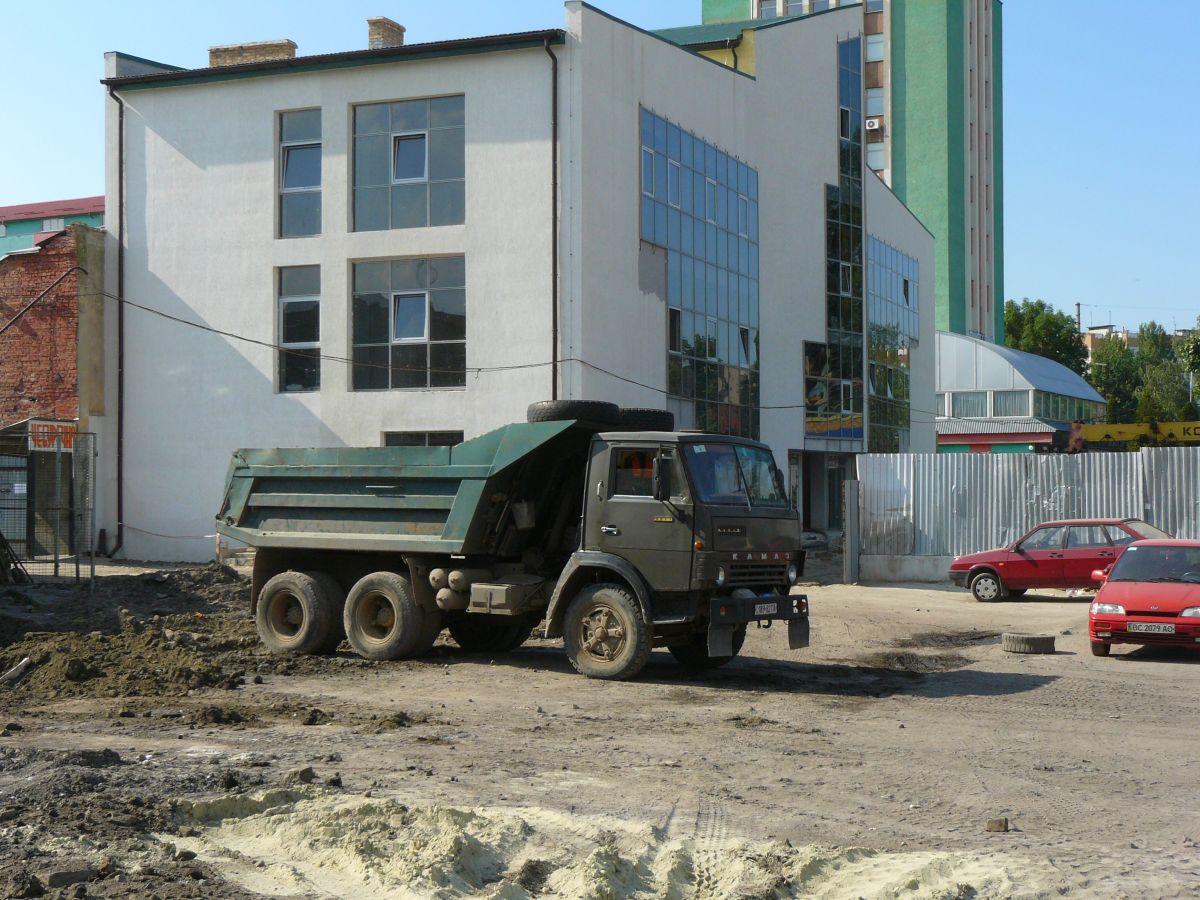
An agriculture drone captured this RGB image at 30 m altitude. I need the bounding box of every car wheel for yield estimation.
[1090,640,1111,657]
[970,571,1003,602]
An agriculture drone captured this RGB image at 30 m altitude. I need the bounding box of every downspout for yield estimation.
[106,86,126,558]
[726,38,739,71]
[544,38,559,401]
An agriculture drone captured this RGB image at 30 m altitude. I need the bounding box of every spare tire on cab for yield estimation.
[526,400,620,425]
[617,408,675,432]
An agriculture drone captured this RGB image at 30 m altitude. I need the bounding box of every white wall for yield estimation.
[107,48,557,560]
[865,171,937,452]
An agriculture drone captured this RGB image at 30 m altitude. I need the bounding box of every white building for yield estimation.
[98,2,934,560]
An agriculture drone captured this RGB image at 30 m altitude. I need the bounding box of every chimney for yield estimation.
[208,39,297,68]
[368,17,406,50]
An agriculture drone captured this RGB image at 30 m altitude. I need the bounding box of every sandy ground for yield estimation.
[2,561,1199,898]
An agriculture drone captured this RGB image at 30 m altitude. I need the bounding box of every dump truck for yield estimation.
[216,401,809,680]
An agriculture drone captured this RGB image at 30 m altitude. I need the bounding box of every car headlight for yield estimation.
[715,566,726,587]
[786,563,799,585]
[1180,607,1200,618]
[1091,602,1125,616]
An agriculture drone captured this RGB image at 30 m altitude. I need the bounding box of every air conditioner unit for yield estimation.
[865,118,882,131]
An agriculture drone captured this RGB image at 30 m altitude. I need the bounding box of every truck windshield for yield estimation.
[683,443,788,508]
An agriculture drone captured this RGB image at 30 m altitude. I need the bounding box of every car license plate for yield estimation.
[1128,622,1175,634]
[754,602,778,616]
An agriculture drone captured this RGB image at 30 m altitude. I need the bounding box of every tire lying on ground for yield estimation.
[1001,632,1056,654]
[617,408,675,432]
[526,400,621,425]
[256,570,339,655]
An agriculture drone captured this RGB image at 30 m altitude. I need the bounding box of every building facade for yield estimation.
[0,198,104,259]
[100,3,935,560]
[701,0,1004,343]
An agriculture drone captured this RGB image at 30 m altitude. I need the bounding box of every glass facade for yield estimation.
[806,37,864,444]
[350,256,466,391]
[353,96,465,232]
[641,108,761,438]
[867,236,919,451]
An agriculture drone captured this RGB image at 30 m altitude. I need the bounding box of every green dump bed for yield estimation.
[215,420,579,555]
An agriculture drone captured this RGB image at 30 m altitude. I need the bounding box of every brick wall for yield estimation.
[0,229,81,425]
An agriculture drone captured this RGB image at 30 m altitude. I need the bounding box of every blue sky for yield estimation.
[2,0,1196,333]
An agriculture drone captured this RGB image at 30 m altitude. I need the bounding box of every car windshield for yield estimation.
[683,442,788,508]
[1107,545,1200,583]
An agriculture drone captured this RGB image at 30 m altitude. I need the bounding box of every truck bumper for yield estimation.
[707,587,809,656]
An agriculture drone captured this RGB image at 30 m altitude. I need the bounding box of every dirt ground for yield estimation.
[2,559,1199,899]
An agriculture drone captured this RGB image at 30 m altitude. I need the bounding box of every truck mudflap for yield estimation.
[708,586,809,656]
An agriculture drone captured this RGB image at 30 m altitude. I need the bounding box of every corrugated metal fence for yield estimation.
[858,448,1200,557]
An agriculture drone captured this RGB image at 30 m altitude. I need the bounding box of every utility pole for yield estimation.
[1075,302,1082,333]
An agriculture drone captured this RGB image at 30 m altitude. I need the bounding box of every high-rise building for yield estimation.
[702,0,1004,342]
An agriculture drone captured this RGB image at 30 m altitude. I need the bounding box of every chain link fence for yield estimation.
[0,431,94,584]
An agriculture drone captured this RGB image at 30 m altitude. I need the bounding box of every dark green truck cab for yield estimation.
[216,409,808,680]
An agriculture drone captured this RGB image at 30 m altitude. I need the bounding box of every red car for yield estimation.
[1089,540,1200,656]
[948,518,1171,602]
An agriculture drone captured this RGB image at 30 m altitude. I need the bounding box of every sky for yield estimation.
[1,0,1197,334]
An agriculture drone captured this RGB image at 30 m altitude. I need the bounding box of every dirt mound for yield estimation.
[858,650,972,673]
[892,630,1000,650]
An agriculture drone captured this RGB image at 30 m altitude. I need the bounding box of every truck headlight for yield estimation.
[1091,602,1125,616]
[786,563,798,585]
[715,566,726,587]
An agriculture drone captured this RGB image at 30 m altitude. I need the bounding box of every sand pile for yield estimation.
[170,789,1073,899]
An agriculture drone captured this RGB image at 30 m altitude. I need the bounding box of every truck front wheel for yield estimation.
[343,572,427,661]
[668,625,747,670]
[563,584,651,680]
[255,571,337,656]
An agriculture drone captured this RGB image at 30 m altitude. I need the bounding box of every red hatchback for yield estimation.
[1089,540,1200,656]
[948,518,1171,602]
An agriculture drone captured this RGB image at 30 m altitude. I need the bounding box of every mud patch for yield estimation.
[170,789,1074,898]
[858,651,973,673]
[892,630,1001,650]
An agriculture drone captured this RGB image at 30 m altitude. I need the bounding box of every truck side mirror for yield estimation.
[652,456,672,502]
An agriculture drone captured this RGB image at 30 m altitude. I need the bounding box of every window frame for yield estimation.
[865,33,885,62]
[279,142,321,194]
[391,131,430,184]
[277,266,321,393]
[391,291,431,344]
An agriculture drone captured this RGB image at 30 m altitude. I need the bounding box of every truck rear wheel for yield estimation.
[448,613,537,654]
[256,571,337,656]
[668,625,747,670]
[310,572,347,654]
[343,572,427,661]
[563,583,651,680]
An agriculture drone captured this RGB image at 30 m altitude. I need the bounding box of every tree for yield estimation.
[1089,335,1141,424]
[1004,299,1087,375]
[1178,315,1200,397]
[1136,361,1197,423]
[1136,321,1175,367]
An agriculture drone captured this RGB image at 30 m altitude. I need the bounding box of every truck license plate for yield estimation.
[1128,622,1174,634]
[754,602,778,616]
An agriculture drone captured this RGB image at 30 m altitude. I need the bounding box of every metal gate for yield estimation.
[0,430,95,582]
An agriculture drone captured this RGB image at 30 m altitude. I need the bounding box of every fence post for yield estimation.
[843,479,861,584]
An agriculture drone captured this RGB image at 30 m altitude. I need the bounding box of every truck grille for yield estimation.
[728,562,788,586]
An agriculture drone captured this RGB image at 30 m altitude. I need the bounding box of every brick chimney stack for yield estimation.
[208,39,298,68]
[368,17,406,50]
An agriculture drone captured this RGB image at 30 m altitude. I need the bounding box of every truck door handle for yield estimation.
[601,525,621,536]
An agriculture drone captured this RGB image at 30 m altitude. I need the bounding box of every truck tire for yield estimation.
[563,583,652,680]
[668,625,747,670]
[256,571,336,656]
[410,605,444,656]
[526,400,620,425]
[1001,632,1056,654]
[308,571,347,654]
[447,613,536,654]
[343,572,427,661]
[617,408,675,431]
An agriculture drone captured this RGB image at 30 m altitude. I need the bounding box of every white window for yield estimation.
[278,265,320,392]
[866,33,884,62]
[279,108,321,238]
[42,218,65,231]
[866,142,885,171]
[866,87,885,117]
[392,133,428,183]
[641,147,655,196]
[668,159,681,208]
[392,292,429,342]
[757,0,778,18]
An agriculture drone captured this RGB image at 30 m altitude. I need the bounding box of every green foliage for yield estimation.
[1003,299,1087,376]
[1178,327,1200,380]
[1089,336,1140,424]
[1135,321,1175,367]
[1136,361,1198,423]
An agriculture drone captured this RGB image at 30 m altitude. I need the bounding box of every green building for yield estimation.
[700,0,1004,343]
[0,197,104,258]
